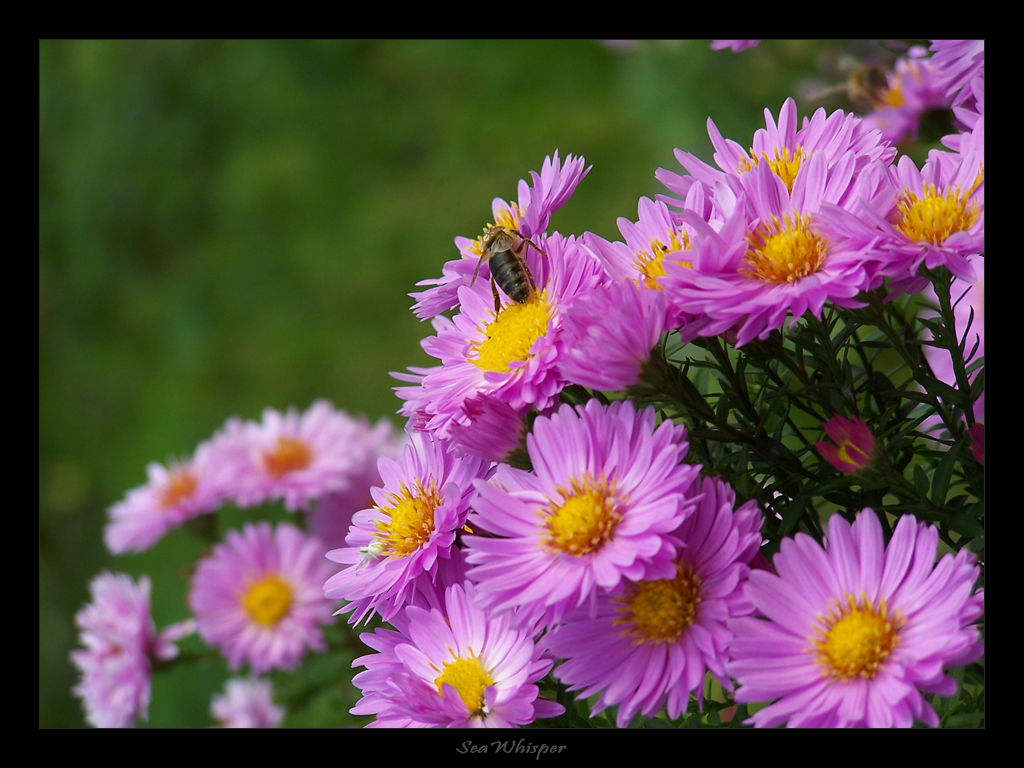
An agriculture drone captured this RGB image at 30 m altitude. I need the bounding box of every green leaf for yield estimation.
[913,464,930,497]
[930,441,962,507]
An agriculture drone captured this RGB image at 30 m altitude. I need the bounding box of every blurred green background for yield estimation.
[41,39,879,727]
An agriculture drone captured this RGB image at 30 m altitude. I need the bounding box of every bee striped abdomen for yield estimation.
[490,249,532,303]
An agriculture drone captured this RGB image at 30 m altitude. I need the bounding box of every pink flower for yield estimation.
[559,279,666,391]
[189,522,337,673]
[728,509,984,727]
[395,233,606,438]
[104,438,228,554]
[71,572,193,728]
[465,399,700,629]
[410,151,591,320]
[815,414,876,475]
[216,400,378,512]
[543,476,763,726]
[862,46,952,145]
[210,677,285,728]
[710,40,759,52]
[323,431,491,625]
[350,583,564,727]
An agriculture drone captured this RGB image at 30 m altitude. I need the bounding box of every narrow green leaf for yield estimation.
[913,465,929,497]
[930,441,962,507]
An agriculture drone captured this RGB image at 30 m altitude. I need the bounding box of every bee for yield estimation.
[809,62,891,112]
[470,225,548,312]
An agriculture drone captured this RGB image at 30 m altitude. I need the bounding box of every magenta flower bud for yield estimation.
[967,422,984,466]
[815,414,876,475]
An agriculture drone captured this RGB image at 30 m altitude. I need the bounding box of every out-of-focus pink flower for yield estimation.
[71,572,193,728]
[210,677,285,728]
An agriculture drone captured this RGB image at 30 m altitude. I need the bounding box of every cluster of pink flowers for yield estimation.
[75,401,406,727]
[104,400,404,554]
[331,38,983,721]
[75,41,983,730]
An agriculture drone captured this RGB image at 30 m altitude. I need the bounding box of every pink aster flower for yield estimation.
[827,141,983,296]
[323,430,491,625]
[71,572,193,728]
[210,677,285,728]
[728,508,984,728]
[189,522,336,674]
[217,400,376,512]
[559,279,667,391]
[544,475,763,727]
[350,582,564,727]
[104,437,230,554]
[658,97,895,217]
[464,399,701,629]
[410,151,591,319]
[582,193,718,337]
[816,414,877,476]
[862,46,952,145]
[710,40,759,52]
[662,154,885,346]
[395,233,606,438]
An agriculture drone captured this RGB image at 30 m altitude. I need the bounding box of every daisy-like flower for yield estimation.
[189,522,336,674]
[217,400,375,512]
[210,677,285,728]
[657,97,895,217]
[104,437,226,555]
[395,233,606,438]
[71,572,193,728]
[728,508,984,728]
[663,153,884,347]
[350,582,564,727]
[464,399,701,629]
[827,134,983,296]
[543,475,763,727]
[815,414,877,476]
[323,430,491,625]
[559,279,667,392]
[410,151,591,320]
[862,46,952,145]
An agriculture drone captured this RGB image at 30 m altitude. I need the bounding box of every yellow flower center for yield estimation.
[812,593,903,682]
[470,291,551,373]
[613,563,702,644]
[542,476,620,557]
[242,575,293,626]
[632,230,692,290]
[739,146,807,193]
[741,213,828,284]
[263,437,313,477]
[373,479,441,558]
[894,183,980,245]
[879,84,905,108]
[434,651,493,714]
[160,467,198,510]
